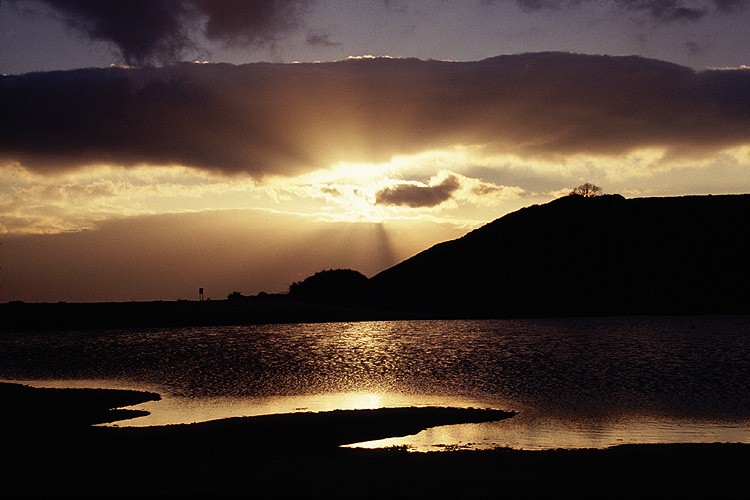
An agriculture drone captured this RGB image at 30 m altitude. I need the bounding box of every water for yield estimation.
[1,316,749,450]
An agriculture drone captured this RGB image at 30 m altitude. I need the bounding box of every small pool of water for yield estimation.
[346,412,750,451]
[8,379,750,451]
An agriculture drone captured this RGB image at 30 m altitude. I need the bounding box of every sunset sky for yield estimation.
[1,0,749,303]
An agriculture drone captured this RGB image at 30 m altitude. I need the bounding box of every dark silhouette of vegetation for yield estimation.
[570,182,603,197]
[227,291,274,301]
[288,269,371,305]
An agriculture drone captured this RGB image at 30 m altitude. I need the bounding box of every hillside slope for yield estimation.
[370,194,750,317]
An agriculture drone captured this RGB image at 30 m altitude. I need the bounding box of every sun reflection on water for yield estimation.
[7,378,750,451]
[347,413,750,452]
[115,390,496,427]
[7,379,493,427]
[4,316,750,451]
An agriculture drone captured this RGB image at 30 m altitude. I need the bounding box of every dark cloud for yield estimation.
[515,0,589,11]
[1,52,750,177]
[617,1,708,22]
[40,0,190,64]
[195,0,309,46]
[306,31,342,48]
[18,0,310,65]
[472,184,504,196]
[375,176,461,208]
[516,0,565,10]
[684,40,703,56]
[515,0,746,19]
[712,0,747,12]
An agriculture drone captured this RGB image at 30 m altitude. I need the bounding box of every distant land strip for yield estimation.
[3,193,750,331]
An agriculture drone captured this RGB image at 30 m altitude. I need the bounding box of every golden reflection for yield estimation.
[7,379,491,428]
[12,379,750,452]
[347,414,750,452]
[114,391,491,427]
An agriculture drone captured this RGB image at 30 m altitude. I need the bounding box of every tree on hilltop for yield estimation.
[570,183,603,197]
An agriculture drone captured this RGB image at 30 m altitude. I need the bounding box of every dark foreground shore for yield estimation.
[2,383,749,498]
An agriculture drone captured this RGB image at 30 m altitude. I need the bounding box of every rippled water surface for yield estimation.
[2,316,749,450]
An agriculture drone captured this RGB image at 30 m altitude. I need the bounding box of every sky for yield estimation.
[1,0,749,303]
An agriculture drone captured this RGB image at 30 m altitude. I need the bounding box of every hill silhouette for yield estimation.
[368,193,750,317]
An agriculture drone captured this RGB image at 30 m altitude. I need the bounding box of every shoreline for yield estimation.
[2,382,749,497]
[4,300,746,333]
[0,298,426,332]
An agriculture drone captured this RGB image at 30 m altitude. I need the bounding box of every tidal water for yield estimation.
[2,316,749,450]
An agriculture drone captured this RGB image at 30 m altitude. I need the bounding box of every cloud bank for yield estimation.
[2,52,749,177]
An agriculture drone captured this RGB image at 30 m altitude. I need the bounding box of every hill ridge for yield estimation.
[369,193,750,317]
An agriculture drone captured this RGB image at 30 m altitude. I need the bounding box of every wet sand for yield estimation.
[2,382,749,497]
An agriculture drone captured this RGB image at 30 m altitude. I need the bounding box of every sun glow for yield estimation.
[287,147,515,222]
[7,140,746,237]
[344,54,396,60]
[0,164,273,234]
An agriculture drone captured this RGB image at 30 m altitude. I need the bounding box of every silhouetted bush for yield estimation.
[288,269,370,304]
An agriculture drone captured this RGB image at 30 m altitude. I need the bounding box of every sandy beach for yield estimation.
[1,382,749,497]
